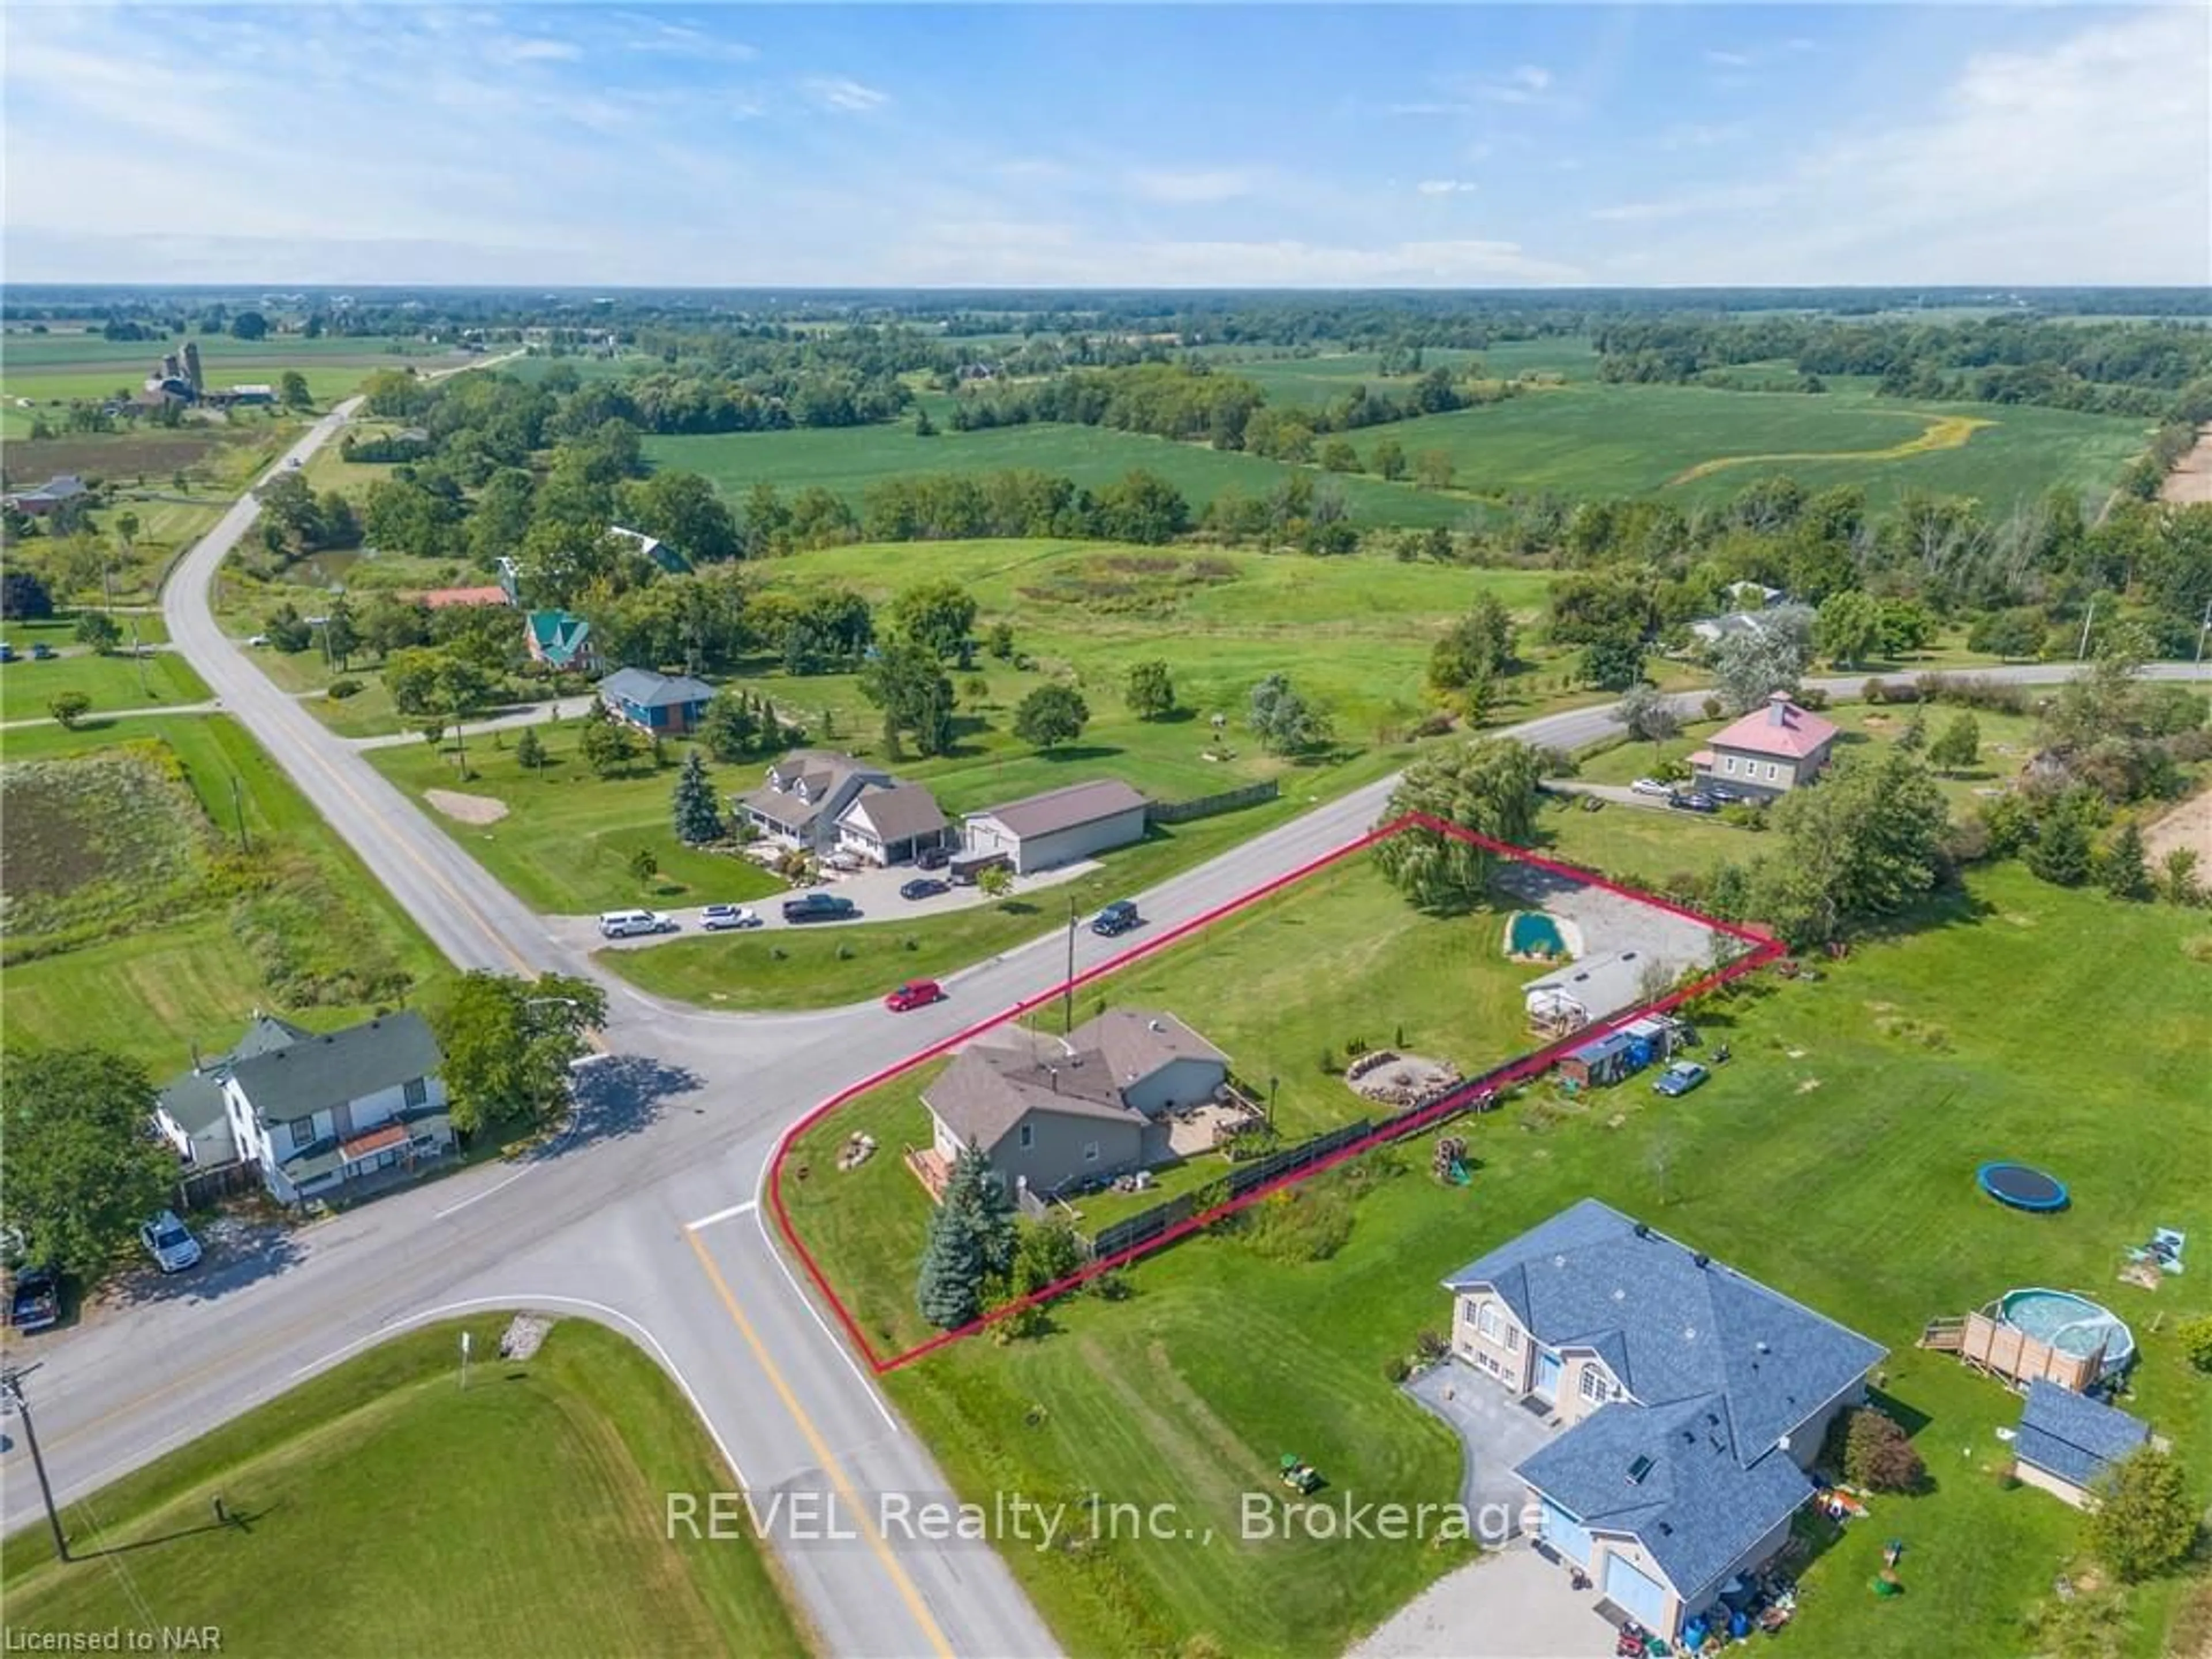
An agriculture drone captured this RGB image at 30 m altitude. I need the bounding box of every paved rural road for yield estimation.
[12,395,2209,1655]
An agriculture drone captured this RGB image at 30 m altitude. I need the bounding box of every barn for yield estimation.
[961,779,1150,874]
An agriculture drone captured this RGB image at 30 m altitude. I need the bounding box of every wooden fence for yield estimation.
[1147,779,1280,825]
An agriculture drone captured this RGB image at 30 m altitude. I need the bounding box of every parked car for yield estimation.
[884,978,946,1013]
[1091,900,1141,937]
[1630,778,1672,798]
[899,878,946,901]
[28,642,55,661]
[0,643,14,662]
[782,892,858,924]
[7,1267,60,1333]
[140,1210,202,1273]
[599,908,677,938]
[915,844,953,872]
[245,634,270,647]
[700,904,761,931]
[1706,785,1747,805]
[1667,791,1719,815]
[1652,1061,1710,1098]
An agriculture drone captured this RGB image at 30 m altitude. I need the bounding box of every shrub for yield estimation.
[1797,685,1830,711]
[2178,1313,2212,1373]
[1318,1045,1339,1074]
[1343,1035,1369,1058]
[1239,1186,1354,1263]
[1702,695,1724,721]
[1414,1328,1450,1363]
[326,677,362,700]
[1383,1353,1412,1385]
[1832,1407,1926,1493]
[1862,677,1888,706]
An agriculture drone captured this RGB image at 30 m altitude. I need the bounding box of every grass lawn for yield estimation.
[0,1319,814,1658]
[365,719,790,915]
[1582,700,2050,813]
[1,714,449,1068]
[845,863,2212,1657]
[602,755,1403,1010]
[0,647,209,723]
[783,856,1549,1360]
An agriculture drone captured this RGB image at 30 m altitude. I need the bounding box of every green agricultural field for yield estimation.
[850,863,2212,1658]
[0,1319,814,1659]
[645,421,1478,529]
[0,646,209,724]
[1219,340,1596,409]
[1365,382,2149,512]
[0,714,448,1068]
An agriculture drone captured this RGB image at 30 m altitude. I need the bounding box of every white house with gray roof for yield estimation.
[209,1012,452,1203]
[1442,1199,1884,1640]
[737,750,950,865]
[961,779,1150,874]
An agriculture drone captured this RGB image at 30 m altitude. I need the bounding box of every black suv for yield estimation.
[1092,900,1141,937]
[782,892,858,923]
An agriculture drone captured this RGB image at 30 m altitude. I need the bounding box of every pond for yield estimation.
[287,548,366,588]
[1506,910,1568,959]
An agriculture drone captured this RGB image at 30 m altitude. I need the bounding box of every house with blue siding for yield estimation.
[598,666,713,736]
[1442,1200,1884,1641]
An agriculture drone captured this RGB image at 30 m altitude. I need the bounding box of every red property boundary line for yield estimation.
[767,811,1783,1376]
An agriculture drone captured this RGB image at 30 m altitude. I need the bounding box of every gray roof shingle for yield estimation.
[228,1013,441,1126]
[968,778,1148,840]
[1069,1009,1227,1086]
[599,667,713,709]
[838,783,948,844]
[1516,1395,1816,1599]
[923,1041,1137,1151]
[2015,1380,2149,1491]
[1451,1199,1884,1600]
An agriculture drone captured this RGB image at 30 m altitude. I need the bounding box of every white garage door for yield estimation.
[1603,1551,1671,1629]
[1537,1500,1592,1567]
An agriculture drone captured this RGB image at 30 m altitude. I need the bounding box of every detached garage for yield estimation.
[962,779,1150,874]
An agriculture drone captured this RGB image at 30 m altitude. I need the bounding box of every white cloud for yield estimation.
[1620,8,2212,283]
[1416,179,1479,195]
[800,75,888,113]
[1479,63,1556,105]
[490,37,582,65]
[1128,167,1257,204]
[619,20,758,63]
[1661,121,1750,150]
[1703,49,1753,69]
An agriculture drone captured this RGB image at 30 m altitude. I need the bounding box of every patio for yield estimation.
[1162,1099,1259,1158]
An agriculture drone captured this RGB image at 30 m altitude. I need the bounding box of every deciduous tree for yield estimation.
[1926,711,1979,774]
[1,1046,175,1279]
[1248,673,1332,756]
[1753,748,1949,945]
[47,691,90,729]
[2087,1448,2198,1583]
[73,611,122,654]
[1814,589,1883,668]
[1124,658,1176,720]
[1373,738,1546,912]
[889,579,979,663]
[427,971,609,1135]
[279,370,312,410]
[859,638,956,756]
[1012,683,1089,750]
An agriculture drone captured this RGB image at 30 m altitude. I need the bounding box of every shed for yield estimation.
[962,779,1150,874]
[2013,1380,2152,1508]
[1556,1028,1658,1089]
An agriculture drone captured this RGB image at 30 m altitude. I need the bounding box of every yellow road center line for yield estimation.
[682,1228,954,1659]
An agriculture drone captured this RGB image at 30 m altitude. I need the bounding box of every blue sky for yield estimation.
[5,5,2207,286]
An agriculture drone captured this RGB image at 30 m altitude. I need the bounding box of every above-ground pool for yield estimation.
[1505,912,1576,960]
[1999,1287,2136,1376]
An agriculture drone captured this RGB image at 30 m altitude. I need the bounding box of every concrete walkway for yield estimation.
[349,695,599,749]
[0,699,221,732]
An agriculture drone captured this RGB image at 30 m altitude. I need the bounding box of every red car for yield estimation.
[884,979,946,1012]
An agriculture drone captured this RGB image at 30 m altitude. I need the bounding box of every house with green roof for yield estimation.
[155,1012,452,1203]
[525,609,599,673]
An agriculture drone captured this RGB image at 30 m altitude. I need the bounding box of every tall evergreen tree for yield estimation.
[2027,792,2097,887]
[916,1143,1017,1330]
[2100,820,2154,900]
[671,748,721,844]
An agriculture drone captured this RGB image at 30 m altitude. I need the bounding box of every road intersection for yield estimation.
[8,397,2204,1656]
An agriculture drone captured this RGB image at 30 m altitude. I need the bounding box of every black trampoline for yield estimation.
[1977,1161,2069,1213]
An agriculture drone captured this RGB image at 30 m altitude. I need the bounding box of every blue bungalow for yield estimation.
[598,668,714,736]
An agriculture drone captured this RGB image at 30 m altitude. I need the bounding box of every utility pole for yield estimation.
[1062,898,1077,1036]
[230,774,251,854]
[2076,594,2097,662]
[2196,596,2211,668]
[1,1367,70,1562]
